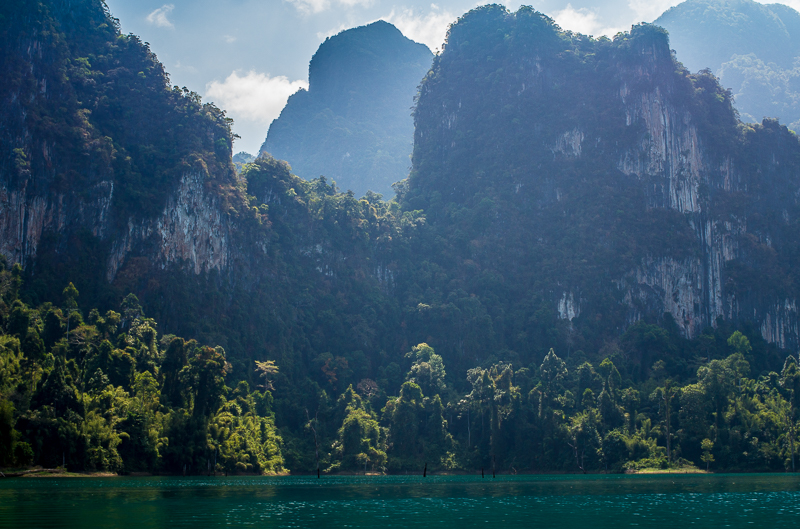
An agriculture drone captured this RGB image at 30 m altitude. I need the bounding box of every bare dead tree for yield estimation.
[306,408,320,478]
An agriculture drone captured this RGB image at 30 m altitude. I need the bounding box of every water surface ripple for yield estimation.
[1,473,798,528]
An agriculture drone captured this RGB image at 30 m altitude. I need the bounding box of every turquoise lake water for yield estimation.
[1,473,799,528]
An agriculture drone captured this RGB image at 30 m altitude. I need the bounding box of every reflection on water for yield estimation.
[1,473,799,528]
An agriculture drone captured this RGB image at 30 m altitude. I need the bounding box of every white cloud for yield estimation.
[285,0,373,15]
[286,0,328,14]
[628,0,682,23]
[384,5,456,51]
[779,0,800,12]
[224,35,237,43]
[205,70,307,123]
[552,4,623,37]
[338,0,374,7]
[206,71,308,154]
[146,4,175,29]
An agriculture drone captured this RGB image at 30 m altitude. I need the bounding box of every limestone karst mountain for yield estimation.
[406,5,800,358]
[0,0,398,363]
[5,0,800,476]
[5,1,800,368]
[261,21,433,198]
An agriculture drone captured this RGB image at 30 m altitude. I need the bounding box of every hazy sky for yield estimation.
[104,0,800,154]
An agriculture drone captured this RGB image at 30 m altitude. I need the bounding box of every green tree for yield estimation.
[161,337,189,407]
[405,343,446,397]
[62,283,79,311]
[332,386,386,472]
[698,353,749,439]
[780,355,799,472]
[700,438,714,471]
[255,360,279,391]
[540,349,567,406]
[567,409,600,473]
[727,331,752,358]
[7,301,30,338]
[187,346,228,418]
[651,380,677,463]
[384,381,424,468]
[0,336,23,396]
[0,400,18,466]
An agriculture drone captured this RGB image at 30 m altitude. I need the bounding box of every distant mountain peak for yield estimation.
[308,21,431,95]
[654,0,800,130]
[262,20,433,198]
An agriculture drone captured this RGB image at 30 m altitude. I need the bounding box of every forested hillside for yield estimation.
[262,21,432,198]
[2,2,800,475]
[2,260,798,474]
[0,263,283,474]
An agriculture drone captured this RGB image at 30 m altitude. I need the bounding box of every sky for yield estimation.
[104,0,800,154]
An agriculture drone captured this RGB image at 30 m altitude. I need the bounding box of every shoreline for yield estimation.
[0,468,117,478]
[9,466,790,479]
[0,467,291,479]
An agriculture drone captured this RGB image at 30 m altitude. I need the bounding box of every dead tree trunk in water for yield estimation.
[568,441,586,474]
[307,408,321,478]
[790,398,796,473]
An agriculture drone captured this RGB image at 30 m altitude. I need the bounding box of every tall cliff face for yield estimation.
[406,5,800,351]
[0,0,244,289]
[262,21,432,198]
[106,172,232,280]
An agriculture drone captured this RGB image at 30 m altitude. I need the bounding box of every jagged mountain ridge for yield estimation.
[262,21,433,198]
[655,0,800,72]
[405,5,800,355]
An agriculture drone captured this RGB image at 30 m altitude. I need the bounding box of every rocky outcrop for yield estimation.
[758,299,799,350]
[552,129,584,158]
[618,86,705,213]
[615,78,729,338]
[106,172,232,280]
[558,292,580,321]
[0,0,244,290]
[0,168,234,282]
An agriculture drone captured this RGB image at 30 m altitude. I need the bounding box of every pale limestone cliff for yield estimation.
[106,172,232,280]
[619,86,705,213]
[0,169,234,283]
[552,129,584,158]
[615,67,795,345]
[758,299,799,350]
[558,292,580,321]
